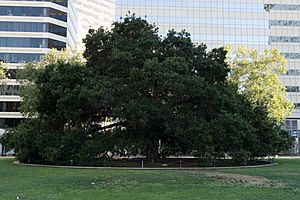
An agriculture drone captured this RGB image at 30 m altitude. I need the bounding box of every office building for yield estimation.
[0,0,115,128]
[115,0,300,148]
[1,0,300,152]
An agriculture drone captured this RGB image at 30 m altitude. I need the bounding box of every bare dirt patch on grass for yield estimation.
[185,171,285,188]
[204,172,284,188]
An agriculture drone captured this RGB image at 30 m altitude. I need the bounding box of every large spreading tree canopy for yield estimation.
[1,16,292,164]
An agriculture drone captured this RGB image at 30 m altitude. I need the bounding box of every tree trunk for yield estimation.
[145,141,160,162]
[1,145,4,156]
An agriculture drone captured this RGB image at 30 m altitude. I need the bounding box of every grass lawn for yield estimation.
[0,158,300,200]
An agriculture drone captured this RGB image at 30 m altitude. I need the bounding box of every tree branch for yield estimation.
[87,121,127,133]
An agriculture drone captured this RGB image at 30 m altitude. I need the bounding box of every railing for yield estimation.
[22,158,275,168]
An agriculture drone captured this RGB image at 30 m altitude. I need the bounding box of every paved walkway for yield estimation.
[275,156,300,159]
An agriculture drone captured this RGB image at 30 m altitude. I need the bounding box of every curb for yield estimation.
[13,161,278,170]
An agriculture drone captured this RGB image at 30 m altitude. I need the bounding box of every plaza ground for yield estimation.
[0,158,300,200]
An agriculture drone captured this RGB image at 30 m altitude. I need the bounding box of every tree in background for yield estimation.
[0,61,11,156]
[0,61,5,79]
[6,49,92,162]
[226,46,294,122]
[17,49,85,117]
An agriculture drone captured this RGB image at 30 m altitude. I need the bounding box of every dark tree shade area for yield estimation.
[0,16,292,164]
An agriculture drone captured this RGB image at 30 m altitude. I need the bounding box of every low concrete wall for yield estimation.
[13,161,278,170]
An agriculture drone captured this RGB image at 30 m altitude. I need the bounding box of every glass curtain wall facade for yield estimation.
[116,0,269,51]
[116,0,300,150]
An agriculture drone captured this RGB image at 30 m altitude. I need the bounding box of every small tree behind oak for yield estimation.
[226,46,294,122]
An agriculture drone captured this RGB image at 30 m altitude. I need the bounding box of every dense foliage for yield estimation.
[0,61,4,78]
[1,17,292,164]
[226,46,294,122]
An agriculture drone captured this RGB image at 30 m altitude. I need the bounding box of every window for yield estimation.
[264,4,300,11]
[48,39,66,50]
[285,120,298,131]
[295,103,300,109]
[0,53,43,63]
[0,6,67,22]
[0,118,22,128]
[0,85,21,95]
[0,102,20,112]
[286,86,300,92]
[0,22,67,37]
[282,53,300,60]
[270,20,300,27]
[0,37,66,49]
[49,23,67,37]
[10,0,68,7]
[287,69,300,76]
[269,36,300,44]
[49,8,67,22]
[0,37,47,48]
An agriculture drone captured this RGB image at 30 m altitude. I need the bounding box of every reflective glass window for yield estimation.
[0,6,47,16]
[0,85,20,95]
[287,70,300,76]
[48,39,66,50]
[49,8,67,22]
[0,37,66,49]
[286,86,300,92]
[49,23,67,37]
[0,37,47,48]
[0,118,22,128]
[265,4,300,11]
[0,6,67,22]
[270,20,300,27]
[282,53,300,59]
[269,36,300,44]
[0,102,20,112]
[285,120,298,130]
[8,0,68,7]
[0,53,43,63]
[49,0,68,7]
[0,22,67,37]
[295,103,300,109]
[0,21,46,32]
